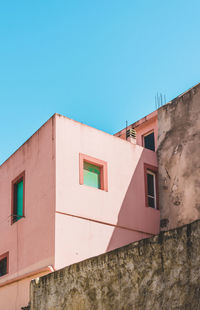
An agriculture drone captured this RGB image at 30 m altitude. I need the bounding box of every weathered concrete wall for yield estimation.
[30,219,200,310]
[157,84,200,230]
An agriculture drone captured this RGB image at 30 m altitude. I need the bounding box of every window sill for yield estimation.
[80,183,108,192]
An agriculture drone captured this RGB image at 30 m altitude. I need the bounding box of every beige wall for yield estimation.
[157,83,200,230]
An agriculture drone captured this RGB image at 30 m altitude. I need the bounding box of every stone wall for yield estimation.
[30,219,200,310]
[157,83,200,230]
[21,306,30,310]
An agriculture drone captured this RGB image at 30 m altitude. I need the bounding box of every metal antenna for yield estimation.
[155,92,167,109]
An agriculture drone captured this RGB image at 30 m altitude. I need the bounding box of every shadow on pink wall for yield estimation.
[106,151,160,252]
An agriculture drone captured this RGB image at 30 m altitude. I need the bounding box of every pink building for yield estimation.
[0,112,159,309]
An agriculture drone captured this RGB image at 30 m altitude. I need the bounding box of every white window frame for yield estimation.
[147,169,157,209]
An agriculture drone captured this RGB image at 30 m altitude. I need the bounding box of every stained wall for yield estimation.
[157,83,200,230]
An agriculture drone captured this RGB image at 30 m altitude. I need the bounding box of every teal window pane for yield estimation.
[83,162,101,189]
[16,180,23,221]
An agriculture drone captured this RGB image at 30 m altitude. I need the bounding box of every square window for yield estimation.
[143,132,155,151]
[0,253,8,277]
[12,172,25,224]
[79,153,108,191]
[144,164,158,209]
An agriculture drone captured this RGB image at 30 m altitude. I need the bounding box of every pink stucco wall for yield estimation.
[0,269,51,309]
[0,117,56,309]
[114,111,158,151]
[55,114,160,270]
[0,113,160,308]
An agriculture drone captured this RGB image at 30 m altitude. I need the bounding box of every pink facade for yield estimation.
[0,118,56,309]
[114,110,158,151]
[0,113,159,309]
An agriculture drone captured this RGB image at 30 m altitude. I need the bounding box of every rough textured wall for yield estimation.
[157,84,200,230]
[30,220,200,310]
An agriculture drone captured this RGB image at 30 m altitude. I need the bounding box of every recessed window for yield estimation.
[147,170,156,208]
[83,162,101,189]
[0,253,8,277]
[143,132,155,151]
[144,164,158,209]
[12,172,25,224]
[79,153,108,191]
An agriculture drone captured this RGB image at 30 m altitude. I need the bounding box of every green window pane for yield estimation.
[83,162,101,189]
[16,180,23,221]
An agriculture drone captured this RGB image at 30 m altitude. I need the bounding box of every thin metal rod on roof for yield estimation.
[155,92,167,109]
[126,120,128,140]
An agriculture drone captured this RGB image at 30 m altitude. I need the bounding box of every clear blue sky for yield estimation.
[0,0,199,164]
